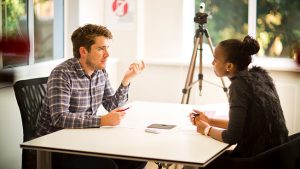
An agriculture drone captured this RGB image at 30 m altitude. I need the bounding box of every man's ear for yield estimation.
[79,46,87,57]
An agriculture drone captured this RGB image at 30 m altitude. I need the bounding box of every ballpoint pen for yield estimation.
[117,106,131,112]
[187,113,200,117]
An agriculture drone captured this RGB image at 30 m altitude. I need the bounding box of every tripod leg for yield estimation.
[181,36,200,104]
[198,32,204,96]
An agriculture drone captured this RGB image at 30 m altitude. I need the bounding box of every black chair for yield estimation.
[204,132,300,169]
[13,77,48,169]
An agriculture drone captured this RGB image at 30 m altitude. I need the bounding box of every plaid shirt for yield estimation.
[36,58,129,136]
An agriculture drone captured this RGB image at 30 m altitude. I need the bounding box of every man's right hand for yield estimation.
[100,108,126,126]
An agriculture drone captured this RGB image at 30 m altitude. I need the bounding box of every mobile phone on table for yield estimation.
[147,123,176,129]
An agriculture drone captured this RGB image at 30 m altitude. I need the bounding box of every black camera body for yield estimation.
[194,12,208,25]
[194,1,208,25]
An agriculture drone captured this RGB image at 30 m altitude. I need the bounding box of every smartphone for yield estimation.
[147,123,176,130]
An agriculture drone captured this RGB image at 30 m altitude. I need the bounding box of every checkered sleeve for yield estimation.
[101,70,129,112]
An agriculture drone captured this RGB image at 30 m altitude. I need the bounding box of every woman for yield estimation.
[190,35,288,159]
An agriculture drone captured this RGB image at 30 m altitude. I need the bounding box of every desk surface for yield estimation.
[21,101,229,167]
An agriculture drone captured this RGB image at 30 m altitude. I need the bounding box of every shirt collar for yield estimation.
[73,58,85,78]
[73,58,100,78]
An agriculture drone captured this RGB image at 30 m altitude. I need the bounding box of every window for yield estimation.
[256,0,300,58]
[195,0,248,45]
[1,0,28,67]
[0,0,64,69]
[195,0,300,58]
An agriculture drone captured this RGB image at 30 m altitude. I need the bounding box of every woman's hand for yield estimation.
[189,109,210,125]
[196,120,210,135]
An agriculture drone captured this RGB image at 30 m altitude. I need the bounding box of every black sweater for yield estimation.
[222,66,288,157]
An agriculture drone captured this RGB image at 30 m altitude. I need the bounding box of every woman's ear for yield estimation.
[225,62,234,72]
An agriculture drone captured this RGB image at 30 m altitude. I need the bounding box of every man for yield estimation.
[36,24,146,169]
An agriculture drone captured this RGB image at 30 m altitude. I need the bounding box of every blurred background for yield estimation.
[0,0,299,169]
[195,0,300,58]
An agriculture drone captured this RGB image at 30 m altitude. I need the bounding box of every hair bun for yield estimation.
[242,35,260,55]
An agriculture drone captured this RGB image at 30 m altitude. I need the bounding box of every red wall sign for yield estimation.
[112,0,128,17]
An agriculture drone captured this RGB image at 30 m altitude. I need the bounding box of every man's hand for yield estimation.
[100,108,126,126]
[189,109,210,125]
[122,60,145,86]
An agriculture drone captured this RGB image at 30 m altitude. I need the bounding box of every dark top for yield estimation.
[221,67,288,157]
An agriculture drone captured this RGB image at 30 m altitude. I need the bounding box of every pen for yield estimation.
[117,106,131,112]
[187,113,200,117]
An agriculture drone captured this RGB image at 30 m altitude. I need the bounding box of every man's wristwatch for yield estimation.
[204,126,212,136]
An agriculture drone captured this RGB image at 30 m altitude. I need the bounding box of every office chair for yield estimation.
[204,132,300,169]
[13,77,48,169]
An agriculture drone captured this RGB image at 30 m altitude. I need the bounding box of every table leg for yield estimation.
[37,150,52,169]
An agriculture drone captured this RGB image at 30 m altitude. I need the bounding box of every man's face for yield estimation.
[85,36,110,71]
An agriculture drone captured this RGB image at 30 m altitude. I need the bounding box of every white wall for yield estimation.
[0,87,23,169]
[1,1,300,169]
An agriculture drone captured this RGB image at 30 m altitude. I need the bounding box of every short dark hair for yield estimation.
[71,24,113,58]
[218,35,260,71]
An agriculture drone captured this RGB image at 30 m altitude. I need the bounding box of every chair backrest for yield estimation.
[224,132,300,169]
[256,132,300,169]
[13,77,48,142]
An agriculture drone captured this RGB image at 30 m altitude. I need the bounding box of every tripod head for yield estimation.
[194,12,208,25]
[194,2,208,25]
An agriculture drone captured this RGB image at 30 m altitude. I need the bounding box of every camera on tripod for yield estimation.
[194,2,208,25]
[181,1,228,103]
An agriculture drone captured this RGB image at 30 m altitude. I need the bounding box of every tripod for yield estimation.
[181,12,228,104]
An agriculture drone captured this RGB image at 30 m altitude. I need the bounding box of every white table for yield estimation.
[21,101,230,169]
